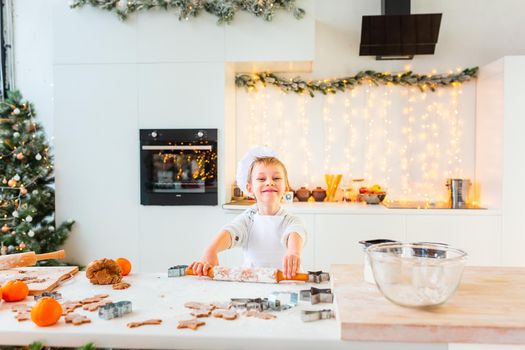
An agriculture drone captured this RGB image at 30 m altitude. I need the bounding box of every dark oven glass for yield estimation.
[140,129,217,205]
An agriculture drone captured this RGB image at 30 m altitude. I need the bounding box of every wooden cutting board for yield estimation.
[331,264,525,344]
[0,266,79,295]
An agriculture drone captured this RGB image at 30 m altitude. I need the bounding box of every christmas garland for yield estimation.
[235,67,479,97]
[70,0,306,23]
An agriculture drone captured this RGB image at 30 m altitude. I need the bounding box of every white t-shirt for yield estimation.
[222,205,307,250]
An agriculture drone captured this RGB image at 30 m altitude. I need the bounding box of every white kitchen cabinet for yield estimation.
[406,215,502,266]
[314,214,406,271]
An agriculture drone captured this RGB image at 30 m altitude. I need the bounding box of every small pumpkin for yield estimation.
[31,297,63,327]
[2,280,28,302]
[115,257,132,276]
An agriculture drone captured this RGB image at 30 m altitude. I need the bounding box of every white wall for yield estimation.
[13,0,525,270]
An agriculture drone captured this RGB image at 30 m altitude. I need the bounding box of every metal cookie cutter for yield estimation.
[307,271,330,283]
[34,291,62,301]
[268,291,298,311]
[231,298,270,312]
[301,309,335,322]
[168,265,188,277]
[98,301,132,320]
[299,287,333,304]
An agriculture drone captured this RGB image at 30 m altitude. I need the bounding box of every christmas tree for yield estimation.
[0,90,74,261]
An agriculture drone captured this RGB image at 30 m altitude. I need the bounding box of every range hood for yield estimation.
[359,0,442,60]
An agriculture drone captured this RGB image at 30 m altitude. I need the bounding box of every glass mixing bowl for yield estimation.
[366,242,467,307]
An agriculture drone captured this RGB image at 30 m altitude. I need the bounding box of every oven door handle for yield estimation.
[141,145,213,151]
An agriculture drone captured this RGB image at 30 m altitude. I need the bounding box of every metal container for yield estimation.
[446,178,471,209]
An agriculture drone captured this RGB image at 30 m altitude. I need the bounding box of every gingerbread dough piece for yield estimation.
[127,319,163,328]
[177,319,206,330]
[65,313,91,326]
[212,309,238,320]
[191,308,212,318]
[112,282,131,290]
[245,310,277,320]
[85,259,122,285]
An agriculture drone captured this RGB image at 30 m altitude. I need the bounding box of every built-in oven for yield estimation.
[140,129,218,205]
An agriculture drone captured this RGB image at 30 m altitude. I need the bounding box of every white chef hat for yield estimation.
[236,146,278,194]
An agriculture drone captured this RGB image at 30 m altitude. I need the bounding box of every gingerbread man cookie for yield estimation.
[65,313,91,326]
[112,282,131,290]
[127,319,162,328]
[177,319,205,330]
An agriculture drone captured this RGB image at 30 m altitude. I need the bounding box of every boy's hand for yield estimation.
[189,250,219,276]
[282,252,301,279]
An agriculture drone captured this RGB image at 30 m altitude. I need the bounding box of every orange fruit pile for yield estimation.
[115,257,132,276]
[31,297,63,327]
[2,280,29,302]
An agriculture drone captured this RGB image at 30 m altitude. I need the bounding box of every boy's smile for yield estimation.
[247,163,287,214]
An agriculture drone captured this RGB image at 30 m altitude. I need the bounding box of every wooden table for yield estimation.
[331,265,525,344]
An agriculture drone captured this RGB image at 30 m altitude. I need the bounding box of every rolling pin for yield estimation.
[168,265,330,284]
[0,250,66,270]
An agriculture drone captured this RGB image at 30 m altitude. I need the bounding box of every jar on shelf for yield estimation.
[312,187,327,202]
[352,178,366,202]
[295,187,311,202]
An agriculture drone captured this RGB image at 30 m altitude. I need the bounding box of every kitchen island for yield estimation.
[1,269,522,349]
[0,270,443,350]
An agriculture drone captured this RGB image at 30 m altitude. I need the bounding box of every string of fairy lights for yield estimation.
[237,68,472,202]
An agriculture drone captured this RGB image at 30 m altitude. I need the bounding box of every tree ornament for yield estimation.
[48,226,55,232]
[13,132,20,138]
[35,153,42,161]
[7,179,17,187]
[16,153,24,160]
[32,190,39,195]
[2,178,7,184]
[12,108,20,115]
[13,174,20,181]
[7,245,15,253]
[25,215,33,223]
[1,245,7,255]
[1,224,9,233]
[28,230,35,237]
[12,211,19,218]
[19,242,26,249]
[20,187,28,195]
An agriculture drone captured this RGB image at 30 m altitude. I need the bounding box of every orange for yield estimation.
[2,280,28,302]
[115,257,132,276]
[31,297,63,327]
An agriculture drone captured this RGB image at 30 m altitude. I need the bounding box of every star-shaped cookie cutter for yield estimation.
[299,287,333,304]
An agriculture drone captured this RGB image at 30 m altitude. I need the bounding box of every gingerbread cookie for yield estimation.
[12,304,32,322]
[65,313,91,326]
[191,308,212,318]
[245,310,277,320]
[177,319,205,330]
[80,294,109,304]
[127,319,162,328]
[83,299,112,312]
[61,300,83,315]
[112,282,131,290]
[86,259,122,285]
[212,309,238,320]
[184,301,212,310]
